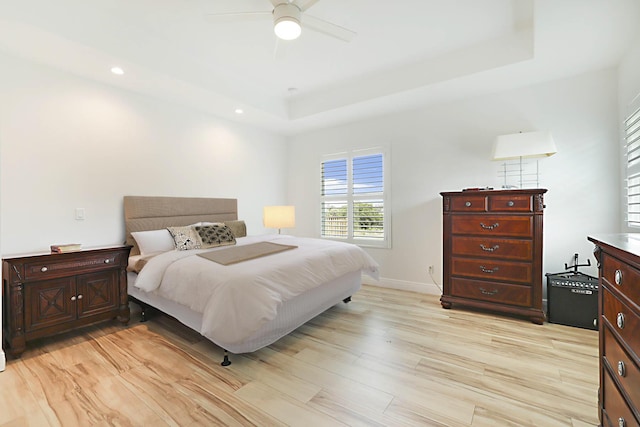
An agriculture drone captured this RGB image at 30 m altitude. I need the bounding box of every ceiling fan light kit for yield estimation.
[273,3,302,40]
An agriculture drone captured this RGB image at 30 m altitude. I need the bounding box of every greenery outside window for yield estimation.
[320,148,390,248]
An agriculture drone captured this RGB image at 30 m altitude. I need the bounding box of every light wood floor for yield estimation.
[0,285,599,427]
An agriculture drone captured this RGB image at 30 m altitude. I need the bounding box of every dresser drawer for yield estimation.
[602,254,640,307]
[603,325,640,409]
[602,368,639,427]
[451,277,532,307]
[488,194,532,212]
[451,236,532,261]
[24,251,123,280]
[451,215,533,237]
[451,257,532,284]
[450,195,487,212]
[603,287,640,359]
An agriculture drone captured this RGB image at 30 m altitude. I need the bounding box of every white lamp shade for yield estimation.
[492,131,557,160]
[263,206,296,229]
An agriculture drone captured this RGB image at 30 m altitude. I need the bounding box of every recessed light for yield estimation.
[111,67,124,75]
[234,108,244,114]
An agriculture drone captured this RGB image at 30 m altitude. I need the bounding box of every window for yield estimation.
[626,104,640,227]
[320,148,389,247]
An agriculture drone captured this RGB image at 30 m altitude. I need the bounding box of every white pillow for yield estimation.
[131,229,175,255]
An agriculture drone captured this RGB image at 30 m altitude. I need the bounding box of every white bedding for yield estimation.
[134,235,379,348]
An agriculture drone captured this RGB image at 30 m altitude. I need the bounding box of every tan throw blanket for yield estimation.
[197,241,298,265]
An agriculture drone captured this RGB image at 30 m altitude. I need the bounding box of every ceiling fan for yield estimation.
[206,0,357,42]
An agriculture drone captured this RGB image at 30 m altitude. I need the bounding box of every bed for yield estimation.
[123,196,379,365]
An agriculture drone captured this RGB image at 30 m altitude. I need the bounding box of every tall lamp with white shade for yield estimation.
[492,131,557,188]
[263,206,296,234]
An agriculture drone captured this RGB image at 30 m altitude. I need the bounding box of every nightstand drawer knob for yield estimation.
[617,361,626,377]
[614,269,622,285]
[618,417,625,427]
[616,312,625,329]
[70,296,77,301]
[507,201,515,207]
[40,266,48,272]
[77,294,83,300]
[104,259,111,264]
[465,201,471,207]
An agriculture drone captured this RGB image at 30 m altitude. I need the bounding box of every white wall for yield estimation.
[619,31,640,232]
[288,68,620,293]
[0,54,288,369]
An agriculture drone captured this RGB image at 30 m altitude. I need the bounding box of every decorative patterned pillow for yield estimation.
[223,220,247,238]
[167,226,202,251]
[194,224,236,248]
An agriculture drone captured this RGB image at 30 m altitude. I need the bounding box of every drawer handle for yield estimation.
[617,360,626,377]
[104,259,111,264]
[479,266,499,274]
[77,294,83,300]
[479,287,498,296]
[40,266,48,272]
[465,201,472,207]
[616,312,625,329]
[480,222,499,230]
[71,296,77,301]
[507,201,515,207]
[480,244,500,252]
[618,417,625,427]
[614,269,622,285]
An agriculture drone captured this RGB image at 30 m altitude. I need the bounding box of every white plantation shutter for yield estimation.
[320,149,390,247]
[626,105,640,227]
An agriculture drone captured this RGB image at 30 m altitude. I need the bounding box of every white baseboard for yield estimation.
[0,350,5,372]
[363,276,442,295]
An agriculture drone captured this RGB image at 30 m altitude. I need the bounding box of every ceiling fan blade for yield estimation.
[269,0,283,7]
[273,37,290,61]
[204,11,271,24]
[296,0,321,12]
[303,15,356,42]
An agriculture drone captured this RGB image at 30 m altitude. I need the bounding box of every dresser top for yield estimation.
[440,188,548,196]
[588,233,640,259]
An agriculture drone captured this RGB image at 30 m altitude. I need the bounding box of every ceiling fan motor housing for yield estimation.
[273,3,302,40]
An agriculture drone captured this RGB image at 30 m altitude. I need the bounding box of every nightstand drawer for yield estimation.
[488,194,532,212]
[603,287,640,355]
[451,277,532,307]
[603,325,640,409]
[451,257,532,283]
[24,251,122,280]
[451,215,533,237]
[602,254,640,307]
[451,236,532,260]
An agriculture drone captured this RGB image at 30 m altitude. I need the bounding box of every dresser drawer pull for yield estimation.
[616,312,625,329]
[614,269,622,285]
[40,266,48,272]
[480,244,500,252]
[104,259,111,264]
[71,296,77,301]
[465,201,472,207]
[479,266,499,274]
[507,201,515,207]
[617,360,626,377]
[618,417,625,427]
[77,294,83,300]
[479,287,498,296]
[479,222,499,230]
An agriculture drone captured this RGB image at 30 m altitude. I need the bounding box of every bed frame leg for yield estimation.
[343,296,352,303]
[139,303,148,322]
[221,350,232,367]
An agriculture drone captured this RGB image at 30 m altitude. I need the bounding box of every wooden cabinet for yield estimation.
[588,235,640,427]
[2,246,131,357]
[440,189,546,324]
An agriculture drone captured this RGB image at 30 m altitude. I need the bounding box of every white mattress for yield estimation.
[127,270,361,354]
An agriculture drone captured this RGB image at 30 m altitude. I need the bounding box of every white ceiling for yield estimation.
[0,0,638,135]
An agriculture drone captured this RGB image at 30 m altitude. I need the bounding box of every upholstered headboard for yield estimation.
[123,196,238,256]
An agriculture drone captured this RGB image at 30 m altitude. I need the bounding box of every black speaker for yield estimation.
[546,272,598,330]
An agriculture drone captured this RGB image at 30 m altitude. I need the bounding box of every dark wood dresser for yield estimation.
[588,235,640,427]
[2,245,131,357]
[440,189,546,324]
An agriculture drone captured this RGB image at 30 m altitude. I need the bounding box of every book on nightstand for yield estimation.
[50,243,82,253]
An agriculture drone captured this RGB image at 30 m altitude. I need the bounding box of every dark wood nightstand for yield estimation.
[2,245,131,357]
